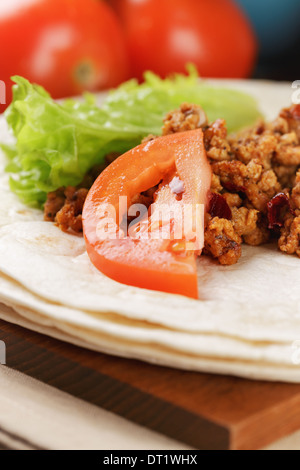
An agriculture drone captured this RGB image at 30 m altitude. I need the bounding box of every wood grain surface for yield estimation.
[1,318,300,450]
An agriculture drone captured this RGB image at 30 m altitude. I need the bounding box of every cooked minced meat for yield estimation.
[204,216,242,266]
[162,102,208,135]
[278,170,300,257]
[44,101,300,263]
[45,187,88,234]
[161,102,300,263]
[43,155,120,234]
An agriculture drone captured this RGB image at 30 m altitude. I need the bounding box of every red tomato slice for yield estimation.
[83,129,211,298]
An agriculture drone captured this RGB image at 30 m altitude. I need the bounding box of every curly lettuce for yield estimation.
[2,69,262,206]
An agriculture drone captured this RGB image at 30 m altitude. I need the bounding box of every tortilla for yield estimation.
[0,80,299,382]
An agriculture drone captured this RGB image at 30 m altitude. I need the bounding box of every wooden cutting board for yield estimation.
[1,318,300,450]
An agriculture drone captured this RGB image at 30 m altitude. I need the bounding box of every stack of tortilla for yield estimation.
[0,81,299,383]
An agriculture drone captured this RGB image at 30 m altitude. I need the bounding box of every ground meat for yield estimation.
[44,187,88,234]
[204,119,232,161]
[44,188,65,221]
[204,217,242,265]
[168,104,300,263]
[277,170,300,258]
[230,106,300,173]
[257,169,281,200]
[162,103,208,135]
[279,215,300,257]
[230,123,278,170]
[212,159,259,189]
[43,159,109,233]
[273,164,298,188]
[243,222,270,246]
[212,159,281,213]
[142,103,208,143]
[272,106,300,166]
[222,192,242,208]
[44,102,300,266]
[275,136,300,166]
[231,207,258,237]
[211,173,223,192]
[269,116,289,135]
[291,170,300,211]
[279,104,300,140]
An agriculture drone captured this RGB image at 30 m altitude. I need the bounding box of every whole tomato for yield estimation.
[110,0,257,80]
[0,0,129,109]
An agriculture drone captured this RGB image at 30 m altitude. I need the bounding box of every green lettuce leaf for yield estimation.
[3,69,262,206]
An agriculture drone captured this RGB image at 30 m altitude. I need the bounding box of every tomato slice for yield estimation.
[82,129,211,298]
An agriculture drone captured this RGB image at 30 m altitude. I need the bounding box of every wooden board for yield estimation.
[1,318,300,450]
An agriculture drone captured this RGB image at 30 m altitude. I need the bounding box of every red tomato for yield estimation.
[83,129,211,299]
[110,0,257,80]
[0,0,129,111]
